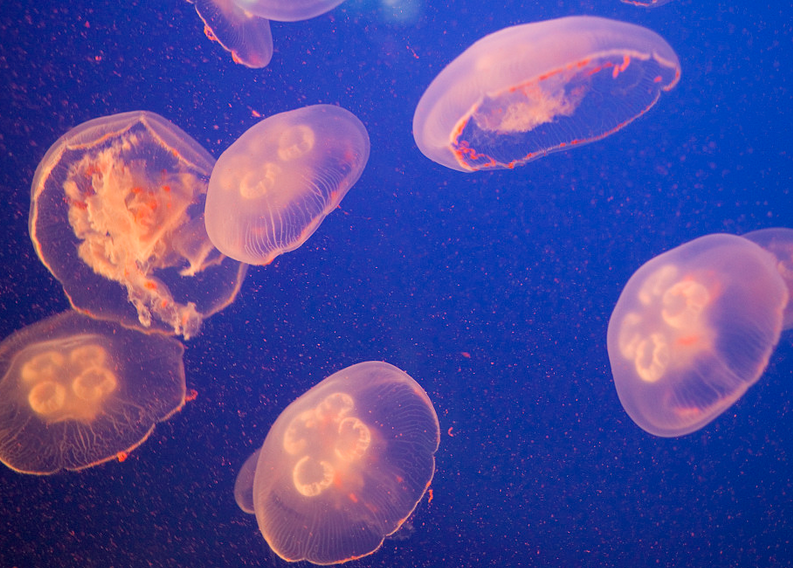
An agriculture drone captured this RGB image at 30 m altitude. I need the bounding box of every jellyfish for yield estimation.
[607,234,789,437]
[0,311,186,475]
[412,16,681,172]
[621,0,673,7]
[743,228,793,331]
[204,105,370,266]
[188,0,274,68]
[235,361,440,565]
[234,0,347,22]
[30,111,247,339]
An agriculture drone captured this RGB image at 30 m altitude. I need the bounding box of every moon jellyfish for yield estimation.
[744,228,793,331]
[188,0,274,68]
[621,0,673,7]
[30,111,247,339]
[205,105,370,265]
[235,361,440,564]
[234,0,347,22]
[0,311,186,475]
[607,234,789,437]
[413,16,681,172]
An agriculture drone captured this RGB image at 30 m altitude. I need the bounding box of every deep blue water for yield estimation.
[1,1,792,566]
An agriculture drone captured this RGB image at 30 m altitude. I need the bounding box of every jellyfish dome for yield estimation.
[30,111,247,339]
[236,361,440,565]
[205,105,370,266]
[607,234,788,437]
[0,311,186,475]
[413,16,681,171]
[188,0,274,69]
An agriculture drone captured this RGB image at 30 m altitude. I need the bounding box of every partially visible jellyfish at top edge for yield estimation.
[412,16,681,172]
[204,105,370,266]
[0,311,186,475]
[30,111,247,339]
[188,0,349,68]
[607,232,791,438]
[621,0,674,7]
[188,0,274,69]
[235,361,440,565]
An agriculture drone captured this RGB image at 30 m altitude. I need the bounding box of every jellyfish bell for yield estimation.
[412,16,681,172]
[240,361,440,565]
[743,228,793,331]
[607,234,788,437]
[0,311,187,475]
[205,105,370,266]
[30,111,247,339]
[188,0,274,69]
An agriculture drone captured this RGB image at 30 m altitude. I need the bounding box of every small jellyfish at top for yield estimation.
[0,311,186,475]
[412,16,681,172]
[204,105,370,265]
[743,228,793,331]
[30,111,247,339]
[234,0,347,22]
[234,361,440,565]
[188,0,274,68]
[607,233,790,437]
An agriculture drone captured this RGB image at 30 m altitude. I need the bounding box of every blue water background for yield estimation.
[1,0,792,566]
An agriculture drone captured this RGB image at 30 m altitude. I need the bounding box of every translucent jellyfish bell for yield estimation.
[607,234,788,437]
[0,311,186,475]
[235,361,440,565]
[413,16,681,171]
[30,111,247,339]
[188,0,274,68]
[205,105,370,265]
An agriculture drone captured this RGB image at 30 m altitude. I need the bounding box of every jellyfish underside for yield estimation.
[412,17,682,172]
[471,71,587,135]
[31,112,245,340]
[452,53,660,170]
[64,146,212,337]
[17,336,117,424]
